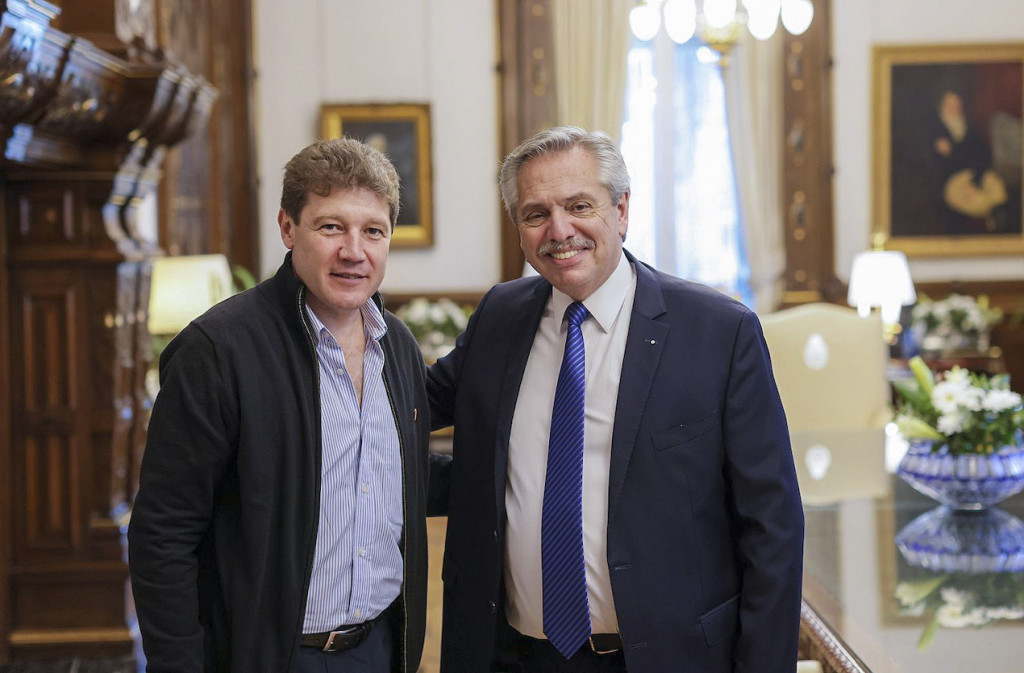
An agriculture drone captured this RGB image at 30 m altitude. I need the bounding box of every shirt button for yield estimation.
[336,367,344,376]
[359,547,366,557]
[355,609,362,619]
[361,484,369,493]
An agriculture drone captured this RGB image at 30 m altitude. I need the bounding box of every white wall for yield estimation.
[833,0,1024,283]
[253,0,501,293]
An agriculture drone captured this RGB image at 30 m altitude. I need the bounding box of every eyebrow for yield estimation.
[309,212,391,228]
[518,191,599,216]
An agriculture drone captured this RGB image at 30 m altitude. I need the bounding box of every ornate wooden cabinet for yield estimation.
[0,0,226,662]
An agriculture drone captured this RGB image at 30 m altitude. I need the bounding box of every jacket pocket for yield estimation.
[699,593,739,646]
[651,410,719,452]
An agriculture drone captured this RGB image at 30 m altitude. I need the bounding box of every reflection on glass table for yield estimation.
[791,429,890,506]
[893,507,1024,651]
[801,457,1024,673]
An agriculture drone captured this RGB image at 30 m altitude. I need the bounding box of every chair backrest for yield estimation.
[761,303,890,431]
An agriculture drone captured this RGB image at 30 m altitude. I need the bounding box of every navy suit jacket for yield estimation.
[427,252,803,673]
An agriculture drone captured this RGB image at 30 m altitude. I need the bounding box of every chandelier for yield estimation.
[629,0,814,58]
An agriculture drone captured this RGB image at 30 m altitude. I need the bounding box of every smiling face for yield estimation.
[516,147,629,301]
[278,186,391,331]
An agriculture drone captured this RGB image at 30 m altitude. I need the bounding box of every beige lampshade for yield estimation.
[148,254,233,335]
[846,250,916,325]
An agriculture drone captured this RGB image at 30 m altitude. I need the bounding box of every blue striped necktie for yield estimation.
[542,301,591,658]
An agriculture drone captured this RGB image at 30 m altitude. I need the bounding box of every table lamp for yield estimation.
[148,254,234,336]
[846,249,916,343]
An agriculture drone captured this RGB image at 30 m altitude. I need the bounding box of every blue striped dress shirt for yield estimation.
[302,300,404,632]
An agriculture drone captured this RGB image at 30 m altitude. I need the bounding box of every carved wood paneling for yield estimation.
[0,1,248,663]
[5,180,129,659]
[12,272,79,559]
[497,0,556,282]
[0,175,11,663]
[0,3,70,132]
[11,183,77,247]
[153,0,258,274]
[781,0,839,306]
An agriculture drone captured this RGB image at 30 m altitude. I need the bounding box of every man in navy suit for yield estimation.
[427,126,803,673]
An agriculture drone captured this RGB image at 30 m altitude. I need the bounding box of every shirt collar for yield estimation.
[305,298,388,344]
[549,253,633,333]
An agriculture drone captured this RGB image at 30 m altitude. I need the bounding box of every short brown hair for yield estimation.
[280,137,401,228]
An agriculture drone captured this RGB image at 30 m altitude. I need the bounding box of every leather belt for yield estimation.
[301,621,373,652]
[512,627,623,657]
[587,633,622,654]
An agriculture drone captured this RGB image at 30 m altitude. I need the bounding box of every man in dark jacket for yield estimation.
[428,127,802,672]
[128,138,433,673]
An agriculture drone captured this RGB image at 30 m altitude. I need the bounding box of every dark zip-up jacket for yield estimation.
[128,254,432,673]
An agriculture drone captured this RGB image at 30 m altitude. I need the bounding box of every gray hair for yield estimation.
[280,137,401,229]
[498,125,631,221]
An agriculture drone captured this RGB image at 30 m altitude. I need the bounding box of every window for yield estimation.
[620,33,752,306]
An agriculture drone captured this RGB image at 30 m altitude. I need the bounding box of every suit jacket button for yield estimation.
[489,601,497,614]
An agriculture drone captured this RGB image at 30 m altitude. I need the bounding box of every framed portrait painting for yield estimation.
[872,43,1024,256]
[320,103,433,248]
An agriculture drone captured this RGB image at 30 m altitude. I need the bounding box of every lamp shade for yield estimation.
[148,254,234,335]
[847,250,916,325]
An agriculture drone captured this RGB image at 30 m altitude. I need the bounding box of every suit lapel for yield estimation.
[608,254,668,523]
[493,279,550,519]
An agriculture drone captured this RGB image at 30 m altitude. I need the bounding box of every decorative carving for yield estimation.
[799,602,870,673]
[0,0,223,662]
[0,10,71,129]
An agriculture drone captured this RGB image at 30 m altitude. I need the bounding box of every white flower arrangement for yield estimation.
[394,297,471,362]
[895,574,1024,651]
[894,356,1023,455]
[911,293,1002,353]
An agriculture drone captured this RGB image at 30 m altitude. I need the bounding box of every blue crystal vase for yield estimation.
[897,440,1024,510]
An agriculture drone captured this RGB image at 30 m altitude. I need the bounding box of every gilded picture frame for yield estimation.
[320,103,433,248]
[872,43,1024,257]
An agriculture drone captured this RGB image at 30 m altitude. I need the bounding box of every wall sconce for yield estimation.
[846,249,916,343]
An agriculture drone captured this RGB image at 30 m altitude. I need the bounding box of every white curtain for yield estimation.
[722,33,787,314]
[551,0,632,140]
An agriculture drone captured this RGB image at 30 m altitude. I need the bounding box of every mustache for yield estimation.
[536,237,596,256]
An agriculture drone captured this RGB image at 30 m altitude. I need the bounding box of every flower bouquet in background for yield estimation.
[911,293,1002,354]
[894,572,1024,651]
[395,297,471,362]
[894,356,1022,455]
[892,356,1024,509]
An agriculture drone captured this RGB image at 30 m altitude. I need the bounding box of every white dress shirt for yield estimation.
[504,253,636,638]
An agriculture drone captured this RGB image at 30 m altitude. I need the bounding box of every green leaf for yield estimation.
[917,613,940,652]
[896,416,944,441]
[908,356,935,395]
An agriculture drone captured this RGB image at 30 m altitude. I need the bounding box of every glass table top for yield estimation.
[796,429,1024,673]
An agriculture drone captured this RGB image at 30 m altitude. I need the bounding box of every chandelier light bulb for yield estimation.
[780,0,814,35]
[703,0,738,29]
[629,2,662,41]
[743,0,780,40]
[663,0,697,44]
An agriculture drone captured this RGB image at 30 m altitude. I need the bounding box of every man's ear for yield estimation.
[278,209,296,250]
[616,190,630,241]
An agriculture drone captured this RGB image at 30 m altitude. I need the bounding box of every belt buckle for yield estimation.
[588,635,620,655]
[322,625,360,652]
